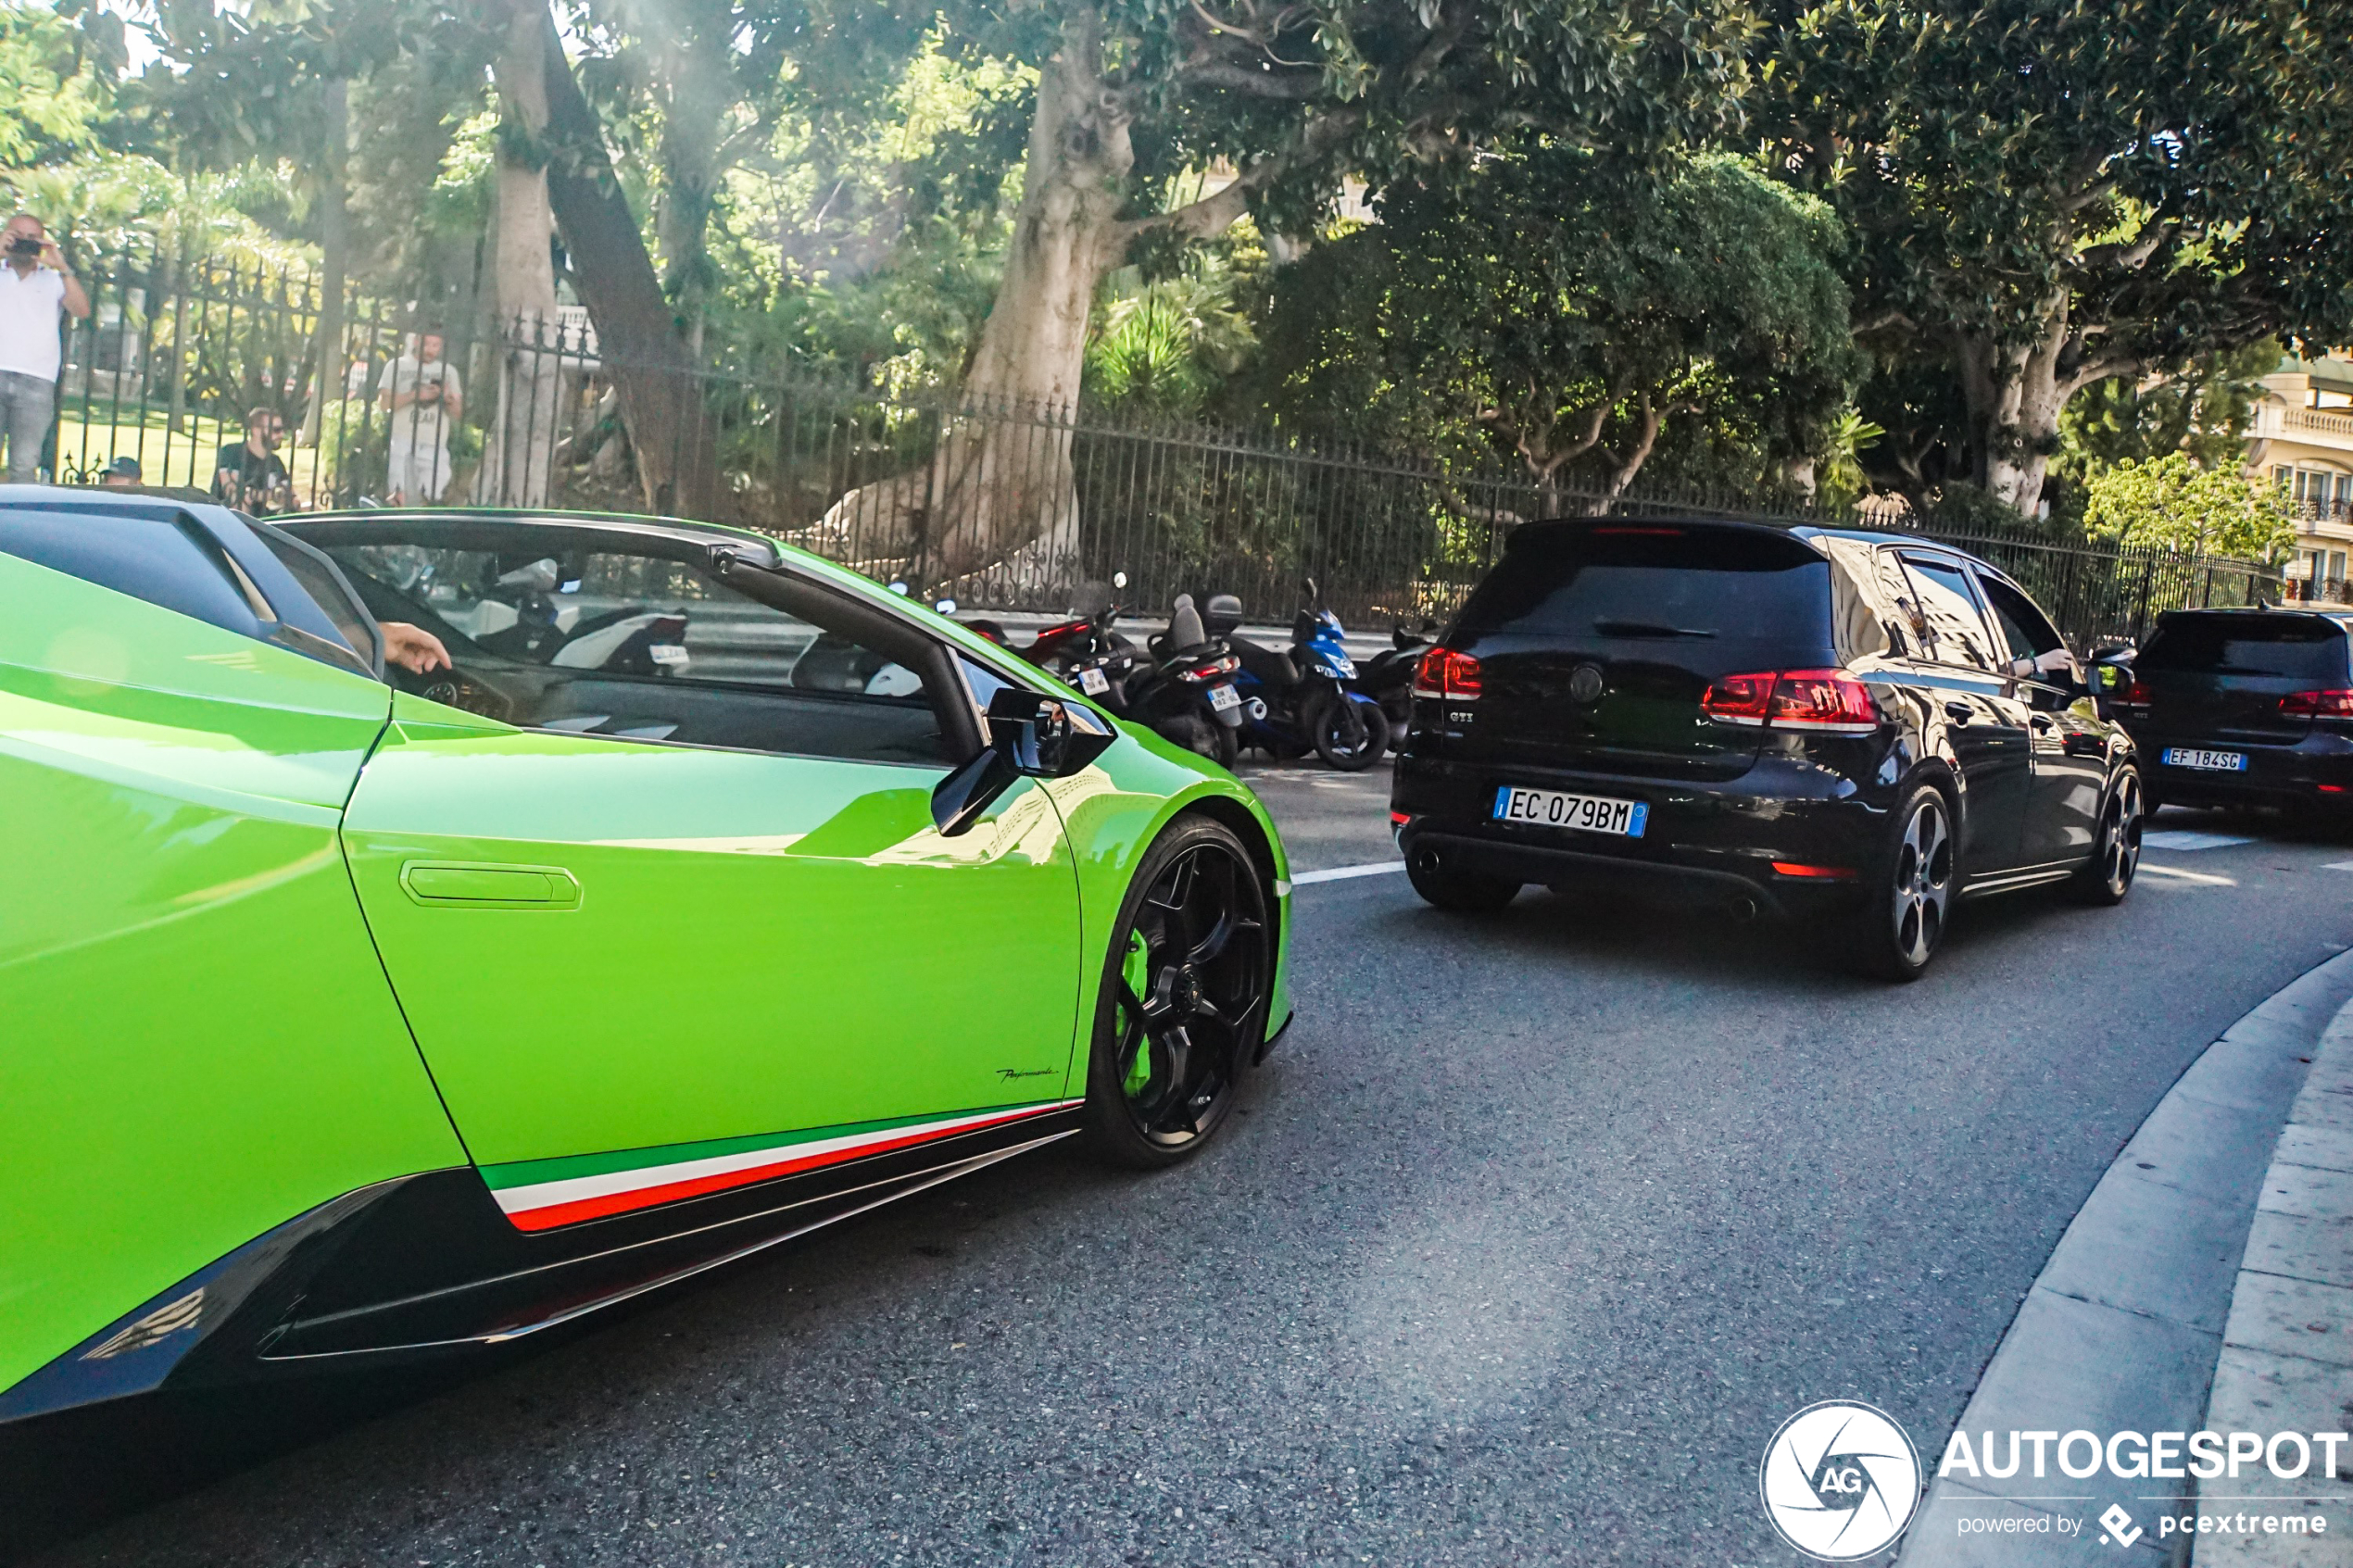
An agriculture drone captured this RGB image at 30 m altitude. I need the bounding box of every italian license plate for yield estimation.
[1076,665,1111,695]
[1206,683,1241,712]
[1493,785,1649,837]
[2162,747,2246,772]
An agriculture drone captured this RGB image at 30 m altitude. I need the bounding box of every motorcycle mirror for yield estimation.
[933,596,957,616]
[887,580,910,596]
[1114,571,1128,590]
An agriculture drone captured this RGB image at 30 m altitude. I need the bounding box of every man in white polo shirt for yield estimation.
[0,214,91,483]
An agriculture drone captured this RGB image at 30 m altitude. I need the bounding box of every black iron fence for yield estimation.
[44,257,2279,648]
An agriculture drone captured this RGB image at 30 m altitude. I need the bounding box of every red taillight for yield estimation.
[1414,646,1483,700]
[1700,670,1878,734]
[1699,671,1776,726]
[1767,670,1879,733]
[2281,689,2353,718]
[1184,654,1239,681]
[1390,810,1412,826]
[2115,678,2151,706]
[1771,861,1858,880]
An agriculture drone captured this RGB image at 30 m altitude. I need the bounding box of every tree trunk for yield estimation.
[648,8,732,358]
[1959,297,2073,518]
[481,0,560,508]
[536,7,716,518]
[300,75,349,483]
[813,10,1134,587]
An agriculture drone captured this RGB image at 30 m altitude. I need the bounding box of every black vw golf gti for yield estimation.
[1390,518,2145,979]
[2101,608,2353,816]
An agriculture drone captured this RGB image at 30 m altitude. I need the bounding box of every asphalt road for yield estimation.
[26,762,2353,1567]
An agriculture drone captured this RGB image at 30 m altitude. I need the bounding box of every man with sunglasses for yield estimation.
[213,407,292,514]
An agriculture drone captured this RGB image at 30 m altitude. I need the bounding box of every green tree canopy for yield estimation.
[1255,146,1858,511]
[2082,452,2295,561]
[1765,0,2353,519]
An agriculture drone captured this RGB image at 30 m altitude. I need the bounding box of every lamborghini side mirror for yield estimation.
[932,689,1115,835]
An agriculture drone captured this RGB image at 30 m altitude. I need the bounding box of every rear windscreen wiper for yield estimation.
[1593,619,1718,639]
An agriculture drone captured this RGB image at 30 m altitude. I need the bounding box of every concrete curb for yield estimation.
[1896,950,2353,1568]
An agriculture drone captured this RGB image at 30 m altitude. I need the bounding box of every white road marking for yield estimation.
[2139,862,2238,886]
[1290,860,1408,885]
[2325,862,2353,872]
[2141,830,2256,851]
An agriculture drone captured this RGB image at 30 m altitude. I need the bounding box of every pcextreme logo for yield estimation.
[1759,1401,1923,1561]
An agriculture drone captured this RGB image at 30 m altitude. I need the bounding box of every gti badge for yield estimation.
[1568,663,1605,704]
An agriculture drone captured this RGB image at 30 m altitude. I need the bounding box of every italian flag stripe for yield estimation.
[485,1099,1084,1233]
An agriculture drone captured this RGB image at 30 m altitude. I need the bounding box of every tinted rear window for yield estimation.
[2136,616,2348,681]
[1456,524,1831,643]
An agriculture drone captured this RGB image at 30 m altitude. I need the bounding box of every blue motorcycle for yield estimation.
[1203,583,1390,771]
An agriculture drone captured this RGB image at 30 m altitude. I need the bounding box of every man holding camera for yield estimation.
[377,330,461,504]
[0,214,91,483]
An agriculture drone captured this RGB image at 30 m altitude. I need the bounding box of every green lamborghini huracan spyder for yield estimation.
[0,488,1292,1424]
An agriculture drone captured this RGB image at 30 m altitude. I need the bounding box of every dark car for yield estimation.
[2101,608,2353,815]
[1390,518,2145,979]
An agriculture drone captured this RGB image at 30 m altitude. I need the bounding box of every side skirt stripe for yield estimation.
[491,1100,1085,1232]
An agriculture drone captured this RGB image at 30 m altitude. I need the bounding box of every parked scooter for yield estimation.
[1352,618,1437,741]
[1126,593,1246,767]
[1209,583,1389,771]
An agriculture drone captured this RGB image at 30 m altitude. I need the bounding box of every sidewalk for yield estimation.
[2198,1000,2353,1564]
[1899,951,2353,1567]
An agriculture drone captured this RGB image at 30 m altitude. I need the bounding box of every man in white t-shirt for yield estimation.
[377,331,463,503]
[0,214,91,483]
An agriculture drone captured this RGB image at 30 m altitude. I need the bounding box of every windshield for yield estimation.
[1455,523,1832,646]
[2135,616,2349,681]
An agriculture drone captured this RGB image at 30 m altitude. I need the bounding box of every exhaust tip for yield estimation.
[1728,895,1760,924]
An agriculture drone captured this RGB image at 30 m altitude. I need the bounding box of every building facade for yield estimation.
[2247,352,2353,601]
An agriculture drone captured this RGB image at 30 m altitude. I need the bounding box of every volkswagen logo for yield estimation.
[1567,663,1606,704]
[1758,1401,1921,1561]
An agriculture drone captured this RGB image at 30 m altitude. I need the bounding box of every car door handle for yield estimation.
[400,861,582,909]
[1943,701,1974,723]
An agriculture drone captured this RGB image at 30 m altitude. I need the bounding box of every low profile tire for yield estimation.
[2070,768,2145,906]
[1312,696,1388,771]
[1404,842,1520,913]
[1849,782,1956,982]
[1081,817,1274,1170]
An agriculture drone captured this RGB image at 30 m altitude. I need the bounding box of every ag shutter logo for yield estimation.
[1760,1401,1923,1561]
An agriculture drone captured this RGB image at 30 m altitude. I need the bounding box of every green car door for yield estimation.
[327,526,1082,1231]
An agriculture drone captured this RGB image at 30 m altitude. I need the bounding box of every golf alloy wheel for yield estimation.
[1084,819,1271,1167]
[2072,769,2145,905]
[1853,783,1955,981]
[1892,789,1952,975]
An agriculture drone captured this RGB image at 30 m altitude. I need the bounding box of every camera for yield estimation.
[6,236,42,257]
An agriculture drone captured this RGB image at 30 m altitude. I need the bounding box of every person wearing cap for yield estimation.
[0,214,91,483]
[99,455,141,487]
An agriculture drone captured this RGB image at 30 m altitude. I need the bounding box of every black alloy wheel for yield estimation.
[2070,768,2145,905]
[1083,817,1273,1168]
[1851,781,1955,981]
